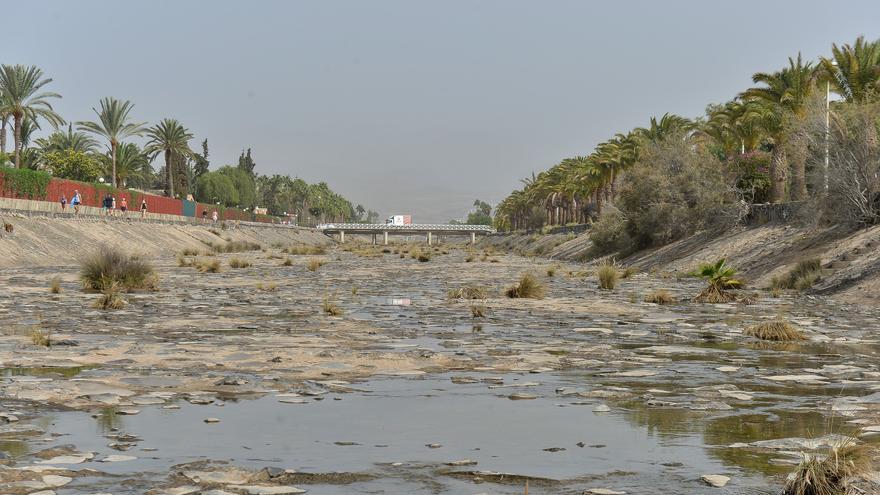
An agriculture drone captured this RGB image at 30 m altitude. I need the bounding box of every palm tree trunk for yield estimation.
[769,144,787,203]
[595,189,603,216]
[165,149,174,198]
[1,116,7,154]
[13,114,22,168]
[111,141,118,188]
[789,130,808,201]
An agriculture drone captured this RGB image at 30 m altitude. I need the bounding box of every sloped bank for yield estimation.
[480,223,880,305]
[0,213,331,267]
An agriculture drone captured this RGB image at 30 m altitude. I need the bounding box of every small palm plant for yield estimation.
[691,259,742,303]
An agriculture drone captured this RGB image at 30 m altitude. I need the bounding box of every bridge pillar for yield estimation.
[427,232,432,245]
[383,231,388,245]
[340,231,345,243]
[471,232,476,244]
[371,234,376,245]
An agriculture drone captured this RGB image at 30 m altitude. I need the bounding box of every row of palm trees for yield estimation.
[495,36,880,231]
[0,64,196,197]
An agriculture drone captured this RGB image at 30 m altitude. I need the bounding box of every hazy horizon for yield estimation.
[8,0,880,222]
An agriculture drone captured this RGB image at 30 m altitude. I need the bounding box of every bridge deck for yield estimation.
[317,223,494,234]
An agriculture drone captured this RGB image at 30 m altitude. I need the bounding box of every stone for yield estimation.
[587,489,627,495]
[101,454,137,462]
[115,408,141,415]
[204,417,221,423]
[237,486,307,494]
[507,393,537,400]
[700,474,730,487]
[42,475,72,487]
[593,404,611,412]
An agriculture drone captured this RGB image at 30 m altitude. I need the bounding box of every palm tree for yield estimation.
[819,36,880,104]
[742,54,816,202]
[35,124,99,154]
[143,119,194,198]
[0,65,64,168]
[101,142,152,188]
[634,113,693,144]
[77,97,146,187]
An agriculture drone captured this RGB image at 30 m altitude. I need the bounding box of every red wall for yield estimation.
[0,172,274,223]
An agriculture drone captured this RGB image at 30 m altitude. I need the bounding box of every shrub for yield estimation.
[470,305,486,318]
[546,267,556,277]
[282,258,293,266]
[80,246,158,292]
[308,258,326,271]
[782,438,872,495]
[181,248,200,256]
[448,286,488,300]
[418,252,431,262]
[31,327,50,347]
[505,273,545,299]
[283,245,326,255]
[465,255,475,262]
[744,319,806,341]
[771,258,822,292]
[589,207,632,256]
[49,277,61,294]
[597,261,619,290]
[208,240,261,253]
[0,167,51,199]
[256,282,278,292]
[644,289,676,305]
[229,257,251,269]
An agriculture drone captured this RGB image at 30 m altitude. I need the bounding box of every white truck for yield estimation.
[385,214,412,226]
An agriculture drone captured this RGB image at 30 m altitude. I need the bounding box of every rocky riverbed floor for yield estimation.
[1,242,880,494]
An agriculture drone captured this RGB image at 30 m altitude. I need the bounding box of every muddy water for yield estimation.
[1,244,879,494]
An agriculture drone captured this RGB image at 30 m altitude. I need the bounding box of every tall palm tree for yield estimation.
[0,65,64,168]
[143,119,194,198]
[634,113,693,145]
[35,124,99,154]
[742,54,816,202]
[77,97,146,187]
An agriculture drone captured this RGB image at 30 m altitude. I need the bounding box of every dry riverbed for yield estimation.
[1,240,880,494]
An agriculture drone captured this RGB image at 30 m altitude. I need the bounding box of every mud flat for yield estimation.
[1,235,880,494]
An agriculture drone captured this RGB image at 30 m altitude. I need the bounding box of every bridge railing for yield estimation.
[317,223,495,233]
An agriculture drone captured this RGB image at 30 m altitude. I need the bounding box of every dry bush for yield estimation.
[307,258,326,271]
[546,266,557,277]
[49,277,61,294]
[195,259,221,273]
[181,247,200,256]
[744,318,806,341]
[283,245,326,255]
[783,438,873,495]
[470,305,486,318]
[418,252,432,262]
[282,257,293,266]
[771,258,822,291]
[229,257,252,269]
[505,273,545,299]
[209,240,261,253]
[644,289,676,305]
[448,286,488,300]
[597,260,619,290]
[80,246,158,292]
[31,327,50,346]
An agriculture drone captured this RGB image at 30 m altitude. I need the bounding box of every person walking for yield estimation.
[119,196,128,219]
[60,194,67,213]
[201,209,208,224]
[211,210,218,224]
[140,197,148,219]
[111,196,117,217]
[102,194,111,216]
[71,190,81,215]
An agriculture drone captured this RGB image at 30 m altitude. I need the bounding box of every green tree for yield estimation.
[77,97,146,188]
[192,138,210,179]
[100,143,152,189]
[355,204,366,221]
[195,171,238,206]
[217,165,256,208]
[43,149,103,182]
[0,65,64,168]
[143,118,194,198]
[238,148,256,177]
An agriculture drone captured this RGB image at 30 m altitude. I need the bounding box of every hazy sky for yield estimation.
[8,1,880,221]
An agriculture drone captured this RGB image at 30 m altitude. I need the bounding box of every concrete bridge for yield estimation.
[317,223,495,245]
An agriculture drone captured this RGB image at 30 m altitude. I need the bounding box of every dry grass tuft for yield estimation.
[307,258,326,272]
[771,258,823,292]
[283,245,326,255]
[229,257,252,269]
[31,327,50,346]
[281,257,293,266]
[505,273,546,299]
[546,266,557,277]
[448,286,488,300]
[195,259,221,273]
[783,439,873,495]
[470,305,486,318]
[597,260,619,290]
[744,318,806,341]
[181,247,200,256]
[693,285,738,303]
[256,282,278,292]
[644,289,676,305]
[93,282,127,310]
[49,277,62,294]
[418,252,432,262]
[322,295,343,316]
[207,240,261,253]
[81,246,158,292]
